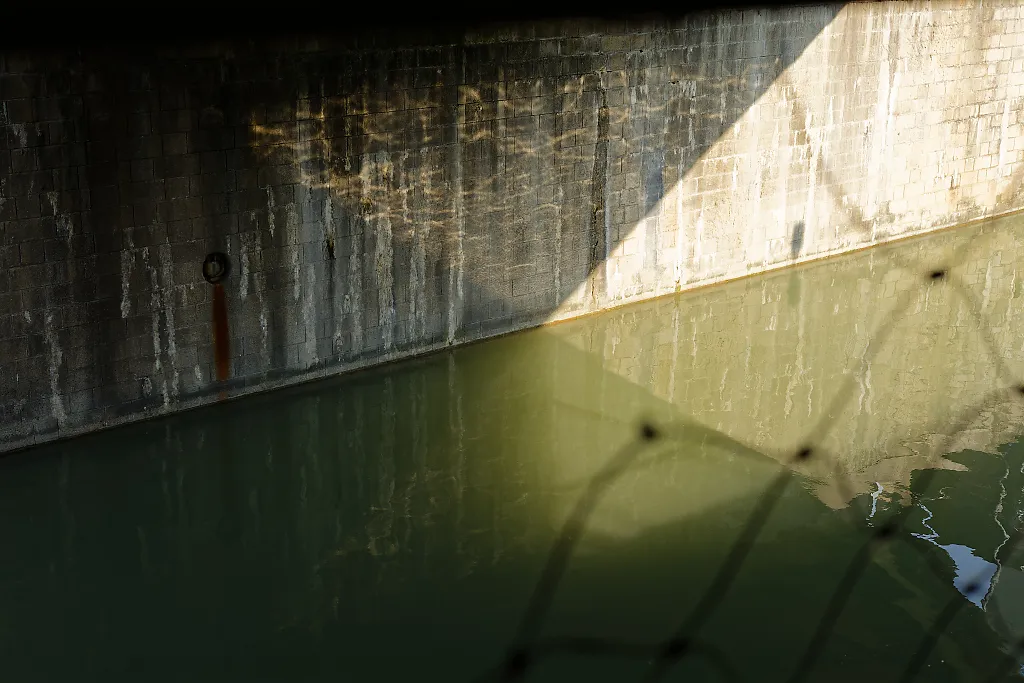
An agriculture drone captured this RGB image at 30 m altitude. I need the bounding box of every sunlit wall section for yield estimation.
[556,1,1024,317]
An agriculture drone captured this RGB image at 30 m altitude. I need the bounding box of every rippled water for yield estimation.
[3,215,1024,682]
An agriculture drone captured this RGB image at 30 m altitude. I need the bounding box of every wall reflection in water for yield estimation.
[1,214,1023,682]
[547,211,1024,520]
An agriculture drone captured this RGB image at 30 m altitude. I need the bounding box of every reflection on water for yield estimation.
[912,502,998,608]
[2,214,1024,681]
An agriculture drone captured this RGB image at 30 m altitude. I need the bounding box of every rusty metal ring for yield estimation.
[202,252,231,284]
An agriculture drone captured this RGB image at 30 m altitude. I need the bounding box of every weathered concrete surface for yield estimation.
[1,1,1023,451]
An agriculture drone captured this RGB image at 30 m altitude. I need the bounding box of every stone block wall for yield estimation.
[1,0,1023,452]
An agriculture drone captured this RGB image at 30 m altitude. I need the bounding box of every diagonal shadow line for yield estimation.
[900,599,978,683]
[553,391,857,511]
[551,401,868,591]
[785,525,897,683]
[553,397,775,467]
[879,243,1018,389]
[568,7,844,308]
[532,635,657,659]
[558,253,979,506]
[473,635,742,683]
[684,639,745,683]
[639,466,795,683]
[551,398,797,481]
[535,636,742,683]
[485,428,666,682]
[554,261,965,505]
[558,397,856,507]
[941,270,1017,384]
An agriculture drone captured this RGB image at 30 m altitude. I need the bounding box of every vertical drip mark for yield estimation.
[589,86,610,306]
[675,162,685,288]
[412,152,429,340]
[239,240,249,301]
[326,196,344,358]
[866,25,898,229]
[46,192,73,247]
[998,98,1011,180]
[638,65,664,286]
[288,210,301,304]
[303,264,318,367]
[44,307,66,429]
[554,184,563,305]
[320,79,341,358]
[805,107,820,255]
[159,246,178,396]
[347,195,364,357]
[983,261,994,312]
[144,248,168,407]
[695,210,705,279]
[777,116,791,259]
[121,229,135,319]
[266,186,276,239]
[449,109,465,345]
[376,176,395,353]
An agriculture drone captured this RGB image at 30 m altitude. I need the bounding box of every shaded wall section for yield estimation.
[1,1,1023,451]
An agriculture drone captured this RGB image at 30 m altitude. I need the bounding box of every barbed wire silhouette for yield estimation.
[470,227,1024,683]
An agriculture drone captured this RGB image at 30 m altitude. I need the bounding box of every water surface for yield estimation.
[3,215,1024,682]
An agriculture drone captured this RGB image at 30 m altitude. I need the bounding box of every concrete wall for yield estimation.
[2,0,1024,451]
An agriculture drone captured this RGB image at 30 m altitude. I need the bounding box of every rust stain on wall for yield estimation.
[202,252,232,392]
[212,283,231,384]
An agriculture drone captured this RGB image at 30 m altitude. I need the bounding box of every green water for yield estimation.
[4,216,1024,682]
